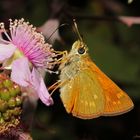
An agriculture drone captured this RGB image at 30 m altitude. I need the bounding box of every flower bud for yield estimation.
[3,79,13,88]
[0,73,23,137]
[0,88,11,101]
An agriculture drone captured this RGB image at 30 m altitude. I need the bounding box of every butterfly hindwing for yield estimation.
[60,68,105,119]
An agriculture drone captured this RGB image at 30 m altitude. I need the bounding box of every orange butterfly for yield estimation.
[49,22,134,119]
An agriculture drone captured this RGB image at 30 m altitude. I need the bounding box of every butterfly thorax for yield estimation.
[59,40,89,81]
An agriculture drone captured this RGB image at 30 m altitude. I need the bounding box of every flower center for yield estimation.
[3,48,24,69]
[13,48,24,60]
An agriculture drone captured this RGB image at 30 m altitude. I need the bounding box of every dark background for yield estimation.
[0,0,140,140]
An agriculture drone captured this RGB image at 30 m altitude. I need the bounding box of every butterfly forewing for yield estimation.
[86,57,134,116]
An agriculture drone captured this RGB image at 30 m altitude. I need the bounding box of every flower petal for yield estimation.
[39,78,54,106]
[0,44,16,61]
[31,68,53,106]
[38,19,61,43]
[11,57,31,87]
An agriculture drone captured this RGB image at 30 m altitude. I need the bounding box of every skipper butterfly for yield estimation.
[49,21,134,119]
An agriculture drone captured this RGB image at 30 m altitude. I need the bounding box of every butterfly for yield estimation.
[49,21,134,119]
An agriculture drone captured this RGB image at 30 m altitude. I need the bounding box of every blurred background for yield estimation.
[0,0,140,140]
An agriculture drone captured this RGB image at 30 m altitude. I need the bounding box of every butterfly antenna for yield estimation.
[46,23,69,42]
[73,19,83,42]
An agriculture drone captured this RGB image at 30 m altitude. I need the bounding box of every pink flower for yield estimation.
[0,18,55,106]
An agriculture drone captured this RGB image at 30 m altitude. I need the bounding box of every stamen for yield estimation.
[0,18,59,72]
[0,37,10,44]
[0,23,12,42]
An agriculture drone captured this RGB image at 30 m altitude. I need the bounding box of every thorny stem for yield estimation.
[72,15,120,22]
[68,14,140,26]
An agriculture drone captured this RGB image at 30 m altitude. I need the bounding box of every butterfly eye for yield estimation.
[78,47,86,54]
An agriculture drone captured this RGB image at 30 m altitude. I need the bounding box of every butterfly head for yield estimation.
[69,40,88,56]
[70,20,88,56]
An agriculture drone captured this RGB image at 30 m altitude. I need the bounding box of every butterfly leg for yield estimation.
[48,80,61,91]
[49,80,70,96]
